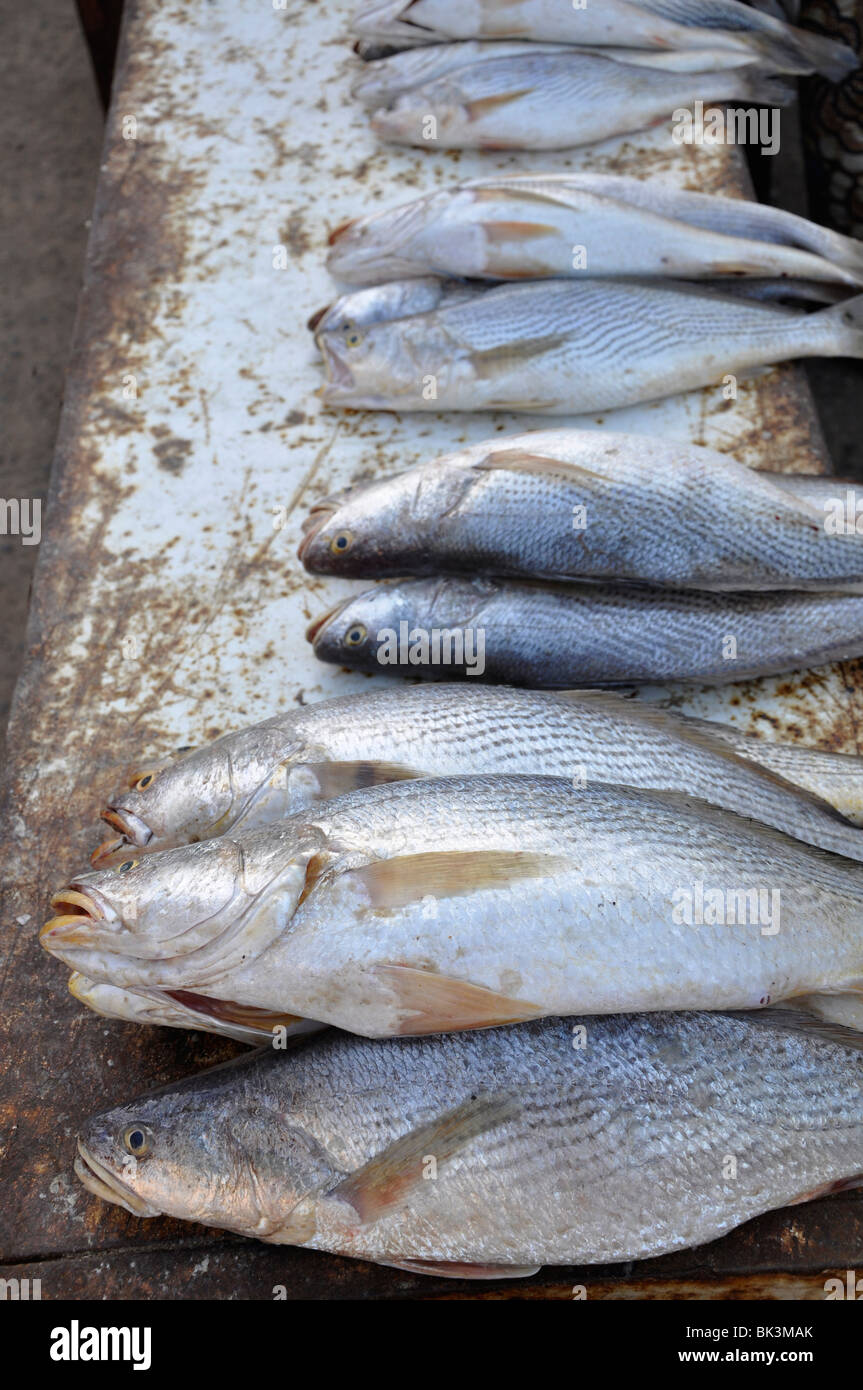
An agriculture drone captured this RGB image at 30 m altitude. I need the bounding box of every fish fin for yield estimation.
[816,293,863,358]
[328,1093,518,1225]
[481,220,559,243]
[375,963,543,1035]
[380,1257,541,1280]
[726,1006,863,1052]
[163,989,307,1033]
[306,760,420,800]
[464,90,532,122]
[472,449,608,485]
[783,991,863,1033]
[348,849,565,912]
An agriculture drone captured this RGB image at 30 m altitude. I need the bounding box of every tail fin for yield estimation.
[739,68,797,107]
[816,292,863,357]
[746,18,858,79]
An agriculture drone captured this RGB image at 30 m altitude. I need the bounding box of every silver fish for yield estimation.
[298,428,863,591]
[362,46,793,151]
[326,173,863,287]
[308,575,863,687]
[66,972,322,1045]
[314,278,863,413]
[75,1010,863,1273]
[42,774,863,1034]
[352,0,858,76]
[89,685,863,866]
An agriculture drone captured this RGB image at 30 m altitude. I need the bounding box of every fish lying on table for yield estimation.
[88,685,863,867]
[298,429,863,590]
[313,277,863,412]
[359,44,793,150]
[308,575,863,687]
[43,774,863,1033]
[326,173,863,287]
[74,1009,863,1276]
[351,0,858,77]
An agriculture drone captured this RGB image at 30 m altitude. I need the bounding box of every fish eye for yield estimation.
[344,623,367,648]
[116,859,140,874]
[122,1124,152,1158]
[329,530,354,555]
[343,325,363,349]
[130,770,158,791]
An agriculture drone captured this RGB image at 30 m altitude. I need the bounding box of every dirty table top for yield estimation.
[1,0,861,1299]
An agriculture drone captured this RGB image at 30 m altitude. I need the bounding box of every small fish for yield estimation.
[314,278,863,413]
[361,46,794,151]
[75,1010,863,1273]
[298,428,863,591]
[327,173,863,287]
[308,574,863,688]
[89,685,863,866]
[42,774,863,1034]
[352,0,858,77]
[67,972,322,1045]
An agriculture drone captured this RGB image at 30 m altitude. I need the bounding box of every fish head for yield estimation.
[92,722,301,861]
[76,1061,340,1236]
[298,468,436,576]
[326,200,436,283]
[307,577,496,672]
[316,314,426,407]
[42,835,269,969]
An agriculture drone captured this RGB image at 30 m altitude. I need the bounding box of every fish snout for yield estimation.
[41,883,118,948]
[305,595,355,647]
[92,806,153,866]
[75,1138,159,1218]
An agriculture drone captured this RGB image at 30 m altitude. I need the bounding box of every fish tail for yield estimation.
[817,293,863,357]
[758,26,859,82]
[736,68,797,107]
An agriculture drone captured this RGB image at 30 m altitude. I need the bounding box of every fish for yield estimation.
[314,278,863,413]
[66,972,322,1045]
[326,173,863,287]
[74,1009,863,1273]
[42,774,863,1034]
[352,0,858,77]
[307,574,863,688]
[360,46,794,151]
[298,428,863,591]
[88,685,863,867]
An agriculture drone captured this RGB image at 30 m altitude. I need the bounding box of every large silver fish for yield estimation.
[314,278,863,413]
[89,685,863,867]
[327,173,863,287]
[360,45,794,151]
[74,1010,863,1274]
[352,0,858,76]
[298,429,863,591]
[307,575,863,687]
[42,774,863,1034]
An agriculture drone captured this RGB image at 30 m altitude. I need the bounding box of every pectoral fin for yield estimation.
[306,759,420,800]
[481,220,559,243]
[329,1093,518,1225]
[349,849,565,912]
[375,963,543,1034]
[465,90,532,122]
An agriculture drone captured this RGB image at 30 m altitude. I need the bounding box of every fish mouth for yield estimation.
[296,508,336,564]
[100,806,153,849]
[305,596,355,646]
[41,885,116,947]
[75,1141,159,1218]
[317,337,356,393]
[327,217,357,247]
